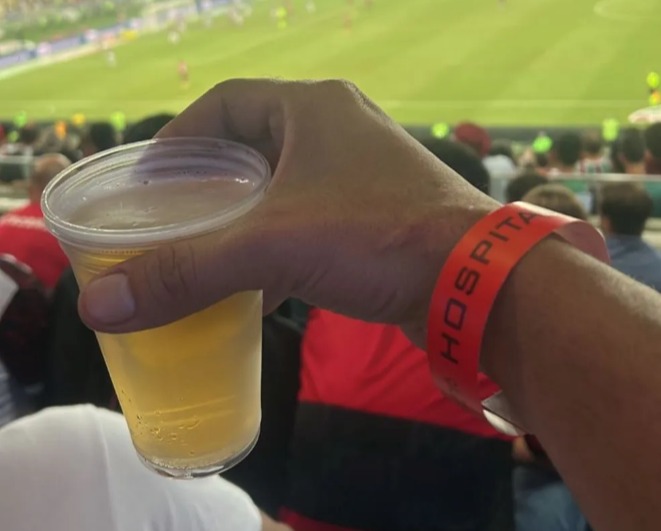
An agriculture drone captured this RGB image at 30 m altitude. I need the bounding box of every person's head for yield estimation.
[599,182,653,237]
[28,153,71,203]
[611,129,646,174]
[123,113,175,144]
[550,132,581,170]
[18,125,39,147]
[452,122,491,159]
[506,171,549,202]
[421,137,490,193]
[522,183,588,220]
[644,123,661,161]
[582,130,603,159]
[81,122,118,157]
[488,139,515,164]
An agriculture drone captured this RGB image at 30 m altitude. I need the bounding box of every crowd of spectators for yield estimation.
[0,115,661,531]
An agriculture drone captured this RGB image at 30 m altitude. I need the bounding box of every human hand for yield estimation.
[79,79,497,346]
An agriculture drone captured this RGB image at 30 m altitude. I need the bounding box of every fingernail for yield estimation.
[84,273,136,325]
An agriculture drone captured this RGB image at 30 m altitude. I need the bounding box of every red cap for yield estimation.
[453,122,491,158]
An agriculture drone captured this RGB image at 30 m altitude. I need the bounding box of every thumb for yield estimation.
[78,217,290,333]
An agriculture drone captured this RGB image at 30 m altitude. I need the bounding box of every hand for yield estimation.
[79,79,497,346]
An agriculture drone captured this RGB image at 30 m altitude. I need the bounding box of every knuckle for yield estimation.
[316,78,360,98]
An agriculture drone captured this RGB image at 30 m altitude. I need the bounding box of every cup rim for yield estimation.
[41,137,271,249]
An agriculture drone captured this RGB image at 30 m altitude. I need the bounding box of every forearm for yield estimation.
[482,238,661,530]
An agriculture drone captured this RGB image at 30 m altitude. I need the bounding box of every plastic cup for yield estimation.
[42,138,271,478]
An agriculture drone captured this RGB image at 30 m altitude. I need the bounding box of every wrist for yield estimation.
[424,203,609,433]
[401,196,499,348]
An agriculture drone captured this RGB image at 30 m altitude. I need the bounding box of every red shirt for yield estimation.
[0,202,69,289]
[300,309,506,439]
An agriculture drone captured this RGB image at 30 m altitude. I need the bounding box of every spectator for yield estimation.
[422,137,490,193]
[281,139,514,531]
[484,139,518,196]
[548,132,581,176]
[0,154,70,289]
[0,406,291,531]
[506,171,549,203]
[17,125,39,156]
[80,121,118,157]
[644,122,661,175]
[611,129,646,175]
[578,130,611,174]
[453,122,491,158]
[522,183,588,220]
[599,182,661,291]
[533,151,551,175]
[124,113,174,144]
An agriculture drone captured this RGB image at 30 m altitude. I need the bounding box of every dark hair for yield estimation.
[644,123,661,159]
[534,152,549,169]
[86,122,117,152]
[582,130,603,156]
[488,139,515,164]
[599,182,653,236]
[123,113,175,144]
[611,129,645,172]
[552,133,582,167]
[506,171,549,202]
[523,183,588,220]
[18,126,39,146]
[421,137,490,193]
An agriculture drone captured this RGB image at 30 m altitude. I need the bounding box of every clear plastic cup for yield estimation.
[42,138,271,478]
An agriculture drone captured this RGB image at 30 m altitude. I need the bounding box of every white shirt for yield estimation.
[0,405,263,531]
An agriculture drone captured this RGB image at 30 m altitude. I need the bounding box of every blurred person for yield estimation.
[505,171,549,203]
[422,137,490,193]
[453,121,491,159]
[644,122,661,174]
[599,182,661,291]
[0,405,291,531]
[123,113,175,144]
[77,79,661,531]
[610,129,646,175]
[578,130,611,174]
[0,254,51,424]
[533,151,550,174]
[16,125,39,156]
[484,140,518,200]
[80,122,118,157]
[178,59,190,89]
[548,132,581,176]
[522,183,588,220]
[0,154,70,289]
[281,139,514,531]
[105,48,117,68]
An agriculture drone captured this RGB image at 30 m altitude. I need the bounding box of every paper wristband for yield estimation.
[427,202,610,435]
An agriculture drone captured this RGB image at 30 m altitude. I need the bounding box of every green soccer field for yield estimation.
[0,0,660,125]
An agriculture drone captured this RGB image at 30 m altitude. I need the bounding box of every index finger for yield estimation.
[156,78,289,166]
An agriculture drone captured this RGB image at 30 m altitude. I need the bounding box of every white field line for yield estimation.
[593,0,658,22]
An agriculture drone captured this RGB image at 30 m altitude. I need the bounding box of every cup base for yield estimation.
[136,429,260,479]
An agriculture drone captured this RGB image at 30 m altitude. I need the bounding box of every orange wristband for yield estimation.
[427,202,609,434]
